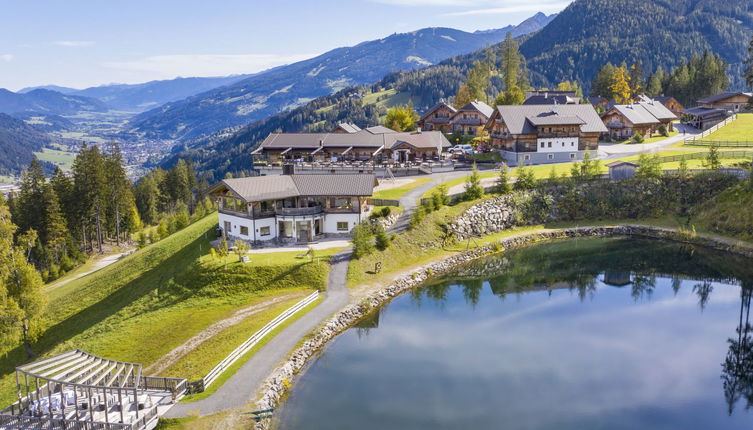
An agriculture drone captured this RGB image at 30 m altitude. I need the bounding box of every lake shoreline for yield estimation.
[256,224,753,430]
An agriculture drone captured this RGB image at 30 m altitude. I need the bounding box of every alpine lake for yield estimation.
[276,237,753,430]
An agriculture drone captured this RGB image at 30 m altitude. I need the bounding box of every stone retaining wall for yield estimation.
[254,225,753,429]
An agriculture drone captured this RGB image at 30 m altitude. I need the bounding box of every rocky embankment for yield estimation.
[252,224,753,429]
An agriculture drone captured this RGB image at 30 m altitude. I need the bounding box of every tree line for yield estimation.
[6,143,208,283]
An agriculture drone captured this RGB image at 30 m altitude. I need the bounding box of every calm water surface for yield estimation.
[277,238,753,430]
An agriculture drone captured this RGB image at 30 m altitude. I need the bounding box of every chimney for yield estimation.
[545,92,548,99]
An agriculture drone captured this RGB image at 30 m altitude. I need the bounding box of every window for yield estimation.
[548,142,552,148]
[571,142,575,146]
[240,226,249,236]
[540,142,545,148]
[331,198,352,209]
[548,154,554,160]
[260,226,271,236]
[570,153,576,159]
[337,222,349,232]
[524,155,531,161]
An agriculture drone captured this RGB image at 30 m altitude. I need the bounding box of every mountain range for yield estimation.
[21,75,252,112]
[0,89,108,116]
[127,12,556,141]
[163,0,753,181]
[0,113,54,176]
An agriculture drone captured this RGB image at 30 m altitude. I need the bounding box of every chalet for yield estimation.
[449,100,494,136]
[252,127,450,163]
[697,92,752,113]
[417,101,457,133]
[601,98,677,140]
[680,107,730,130]
[332,122,361,133]
[209,174,377,244]
[653,96,684,116]
[485,104,607,166]
[523,90,580,105]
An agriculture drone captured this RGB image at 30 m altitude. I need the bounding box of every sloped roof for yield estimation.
[490,105,608,134]
[697,92,753,104]
[681,107,729,118]
[608,104,661,125]
[636,97,678,120]
[523,95,580,105]
[527,114,585,126]
[419,101,457,121]
[334,123,361,133]
[605,161,639,168]
[258,129,450,151]
[364,125,396,134]
[456,100,494,118]
[214,174,377,202]
[17,349,144,390]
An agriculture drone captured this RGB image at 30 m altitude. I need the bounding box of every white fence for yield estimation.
[686,113,737,142]
[202,291,320,388]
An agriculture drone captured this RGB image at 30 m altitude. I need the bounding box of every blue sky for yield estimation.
[0,0,569,91]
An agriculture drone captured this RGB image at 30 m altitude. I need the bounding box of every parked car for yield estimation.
[475,143,491,153]
[450,144,473,154]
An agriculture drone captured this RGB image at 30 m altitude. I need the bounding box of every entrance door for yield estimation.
[223,221,231,239]
[314,219,321,236]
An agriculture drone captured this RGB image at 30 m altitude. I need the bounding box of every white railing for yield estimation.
[202,291,320,388]
[687,113,737,142]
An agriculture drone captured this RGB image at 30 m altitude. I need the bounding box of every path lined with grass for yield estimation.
[165,247,354,417]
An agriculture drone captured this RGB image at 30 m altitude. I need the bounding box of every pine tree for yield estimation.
[72,144,107,253]
[463,164,484,200]
[15,158,47,235]
[629,63,643,98]
[40,184,69,264]
[496,165,512,194]
[500,32,520,91]
[104,141,133,245]
[591,63,618,98]
[0,194,46,358]
[704,142,721,170]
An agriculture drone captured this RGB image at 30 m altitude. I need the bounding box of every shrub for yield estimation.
[658,124,669,137]
[514,165,536,190]
[632,133,645,143]
[409,205,427,229]
[137,230,148,248]
[351,222,375,259]
[463,164,484,201]
[381,206,392,217]
[496,165,512,194]
[59,254,75,272]
[375,224,391,251]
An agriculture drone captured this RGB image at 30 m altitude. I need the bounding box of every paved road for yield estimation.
[598,123,699,159]
[164,247,353,417]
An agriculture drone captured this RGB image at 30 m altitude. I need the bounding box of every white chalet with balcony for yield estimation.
[208,174,377,243]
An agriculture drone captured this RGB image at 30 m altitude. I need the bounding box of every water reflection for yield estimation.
[278,238,753,430]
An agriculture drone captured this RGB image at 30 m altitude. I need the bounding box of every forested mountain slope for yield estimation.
[0,114,54,175]
[0,89,109,115]
[129,13,555,141]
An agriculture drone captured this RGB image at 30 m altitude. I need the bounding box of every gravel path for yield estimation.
[164,247,353,417]
[46,248,135,291]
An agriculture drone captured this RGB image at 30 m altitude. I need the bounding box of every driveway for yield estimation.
[598,123,700,159]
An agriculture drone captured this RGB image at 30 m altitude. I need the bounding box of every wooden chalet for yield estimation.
[449,100,494,136]
[680,107,730,130]
[417,101,457,133]
[252,127,450,164]
[601,98,677,140]
[331,123,361,134]
[653,96,685,116]
[697,92,752,113]
[485,104,606,166]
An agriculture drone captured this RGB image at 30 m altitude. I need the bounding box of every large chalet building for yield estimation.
[485,104,607,166]
[417,101,457,133]
[448,101,494,136]
[252,126,450,163]
[681,91,752,130]
[601,97,677,140]
[696,92,752,112]
[210,174,377,244]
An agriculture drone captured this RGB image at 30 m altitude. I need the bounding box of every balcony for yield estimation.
[276,206,324,216]
[537,132,580,138]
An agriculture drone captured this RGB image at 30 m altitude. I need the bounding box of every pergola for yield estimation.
[1,349,187,430]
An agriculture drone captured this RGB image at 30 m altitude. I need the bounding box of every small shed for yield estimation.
[606,161,639,180]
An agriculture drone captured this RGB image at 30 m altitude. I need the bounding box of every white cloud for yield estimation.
[102,53,317,78]
[444,1,570,16]
[0,54,13,62]
[54,41,95,47]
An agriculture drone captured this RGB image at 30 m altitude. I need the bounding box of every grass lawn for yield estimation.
[606,130,679,145]
[0,214,340,406]
[373,178,432,200]
[702,113,753,142]
[33,146,77,170]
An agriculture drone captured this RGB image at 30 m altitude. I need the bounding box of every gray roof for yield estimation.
[608,104,661,125]
[364,125,396,134]
[334,123,361,133]
[523,94,580,105]
[419,101,457,121]
[635,97,678,120]
[490,104,608,134]
[527,114,585,126]
[681,106,729,117]
[258,129,450,152]
[215,174,377,202]
[456,100,494,118]
[605,161,639,168]
[697,92,753,104]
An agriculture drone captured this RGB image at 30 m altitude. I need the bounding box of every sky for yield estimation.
[0,0,569,91]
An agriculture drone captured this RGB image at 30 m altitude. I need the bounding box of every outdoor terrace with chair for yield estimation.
[0,350,186,430]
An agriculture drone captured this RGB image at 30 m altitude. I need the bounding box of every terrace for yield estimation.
[0,350,186,430]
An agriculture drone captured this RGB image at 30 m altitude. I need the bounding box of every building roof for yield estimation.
[333,122,361,133]
[490,104,608,134]
[364,125,396,134]
[419,101,457,121]
[697,92,753,104]
[607,104,662,125]
[456,100,494,118]
[526,114,585,126]
[16,349,143,390]
[257,129,450,152]
[523,94,580,105]
[214,174,378,202]
[605,161,639,168]
[636,97,678,120]
[681,106,729,118]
